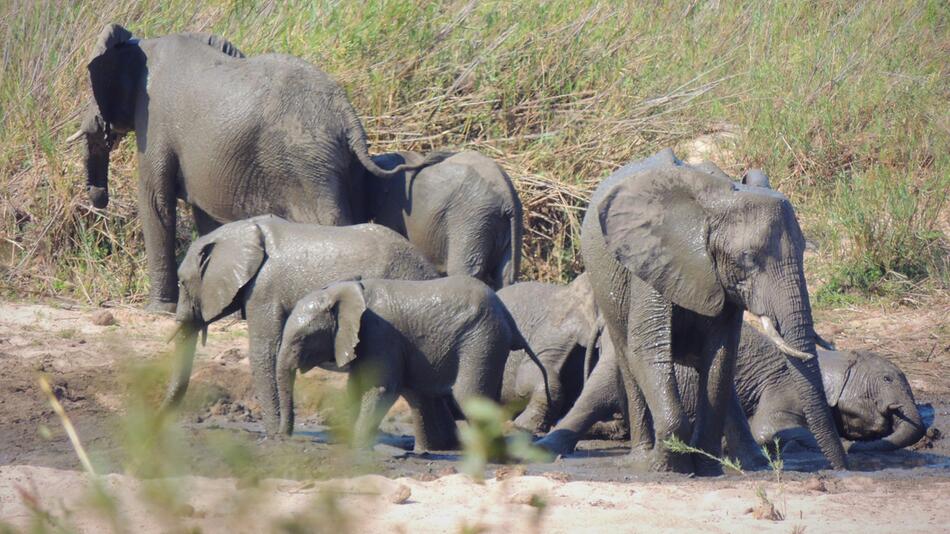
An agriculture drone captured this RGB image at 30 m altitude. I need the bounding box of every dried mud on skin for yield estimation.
[0,298,949,532]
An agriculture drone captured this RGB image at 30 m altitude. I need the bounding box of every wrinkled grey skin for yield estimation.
[497,273,602,432]
[531,322,924,458]
[73,24,442,312]
[275,276,547,451]
[364,151,523,289]
[538,148,846,474]
[162,215,439,436]
[736,326,925,452]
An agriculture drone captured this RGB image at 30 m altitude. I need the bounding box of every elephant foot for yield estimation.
[512,410,548,435]
[535,429,581,458]
[414,431,460,453]
[623,443,697,474]
[146,299,177,315]
[693,455,725,477]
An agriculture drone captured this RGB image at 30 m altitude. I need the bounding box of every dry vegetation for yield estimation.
[1,0,946,306]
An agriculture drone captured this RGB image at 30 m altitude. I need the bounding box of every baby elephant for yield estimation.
[498,273,603,433]
[275,276,547,451]
[365,151,523,289]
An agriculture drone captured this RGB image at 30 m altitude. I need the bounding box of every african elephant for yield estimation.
[365,151,523,289]
[736,326,925,452]
[162,215,439,435]
[542,148,846,473]
[275,276,548,451]
[69,24,442,312]
[497,273,602,432]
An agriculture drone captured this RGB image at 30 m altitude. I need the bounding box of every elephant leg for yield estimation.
[348,378,399,449]
[538,344,626,456]
[138,154,180,313]
[693,312,741,476]
[404,392,460,452]
[512,367,563,434]
[191,204,221,236]
[722,387,768,470]
[626,294,693,473]
[247,306,286,437]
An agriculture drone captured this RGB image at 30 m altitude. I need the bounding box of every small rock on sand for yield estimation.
[90,310,116,326]
[388,484,411,504]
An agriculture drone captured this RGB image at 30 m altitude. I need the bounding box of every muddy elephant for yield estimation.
[275,276,548,451]
[497,273,602,432]
[162,215,439,435]
[535,319,924,462]
[69,24,442,312]
[735,326,925,453]
[541,148,846,473]
[365,151,523,289]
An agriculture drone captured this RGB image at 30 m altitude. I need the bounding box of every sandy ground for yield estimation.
[1,298,948,532]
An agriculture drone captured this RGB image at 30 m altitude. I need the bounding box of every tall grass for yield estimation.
[1,0,947,304]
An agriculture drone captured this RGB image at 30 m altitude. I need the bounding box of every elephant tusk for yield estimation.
[165,323,184,344]
[65,129,84,144]
[815,333,836,350]
[754,314,815,361]
[887,403,903,413]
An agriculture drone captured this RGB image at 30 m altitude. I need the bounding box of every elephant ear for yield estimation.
[598,165,732,316]
[87,24,142,129]
[197,222,265,322]
[328,282,367,369]
[818,350,857,408]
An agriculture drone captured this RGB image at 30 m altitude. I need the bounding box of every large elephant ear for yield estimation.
[598,165,732,316]
[87,24,141,128]
[197,222,265,321]
[328,282,367,368]
[818,350,857,407]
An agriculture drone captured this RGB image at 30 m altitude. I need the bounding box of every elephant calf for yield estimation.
[497,273,602,433]
[736,326,926,453]
[365,151,523,289]
[275,276,548,451]
[162,215,439,435]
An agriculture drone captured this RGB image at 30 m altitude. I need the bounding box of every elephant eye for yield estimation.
[882,375,893,383]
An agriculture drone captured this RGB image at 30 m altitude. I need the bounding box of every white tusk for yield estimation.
[754,314,815,361]
[815,333,836,350]
[65,130,84,144]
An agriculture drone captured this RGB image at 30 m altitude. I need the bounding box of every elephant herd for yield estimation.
[70,24,925,475]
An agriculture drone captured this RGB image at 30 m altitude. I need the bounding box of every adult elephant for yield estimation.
[69,24,442,312]
[547,148,847,473]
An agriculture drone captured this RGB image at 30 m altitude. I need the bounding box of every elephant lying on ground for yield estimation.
[497,273,602,432]
[365,151,523,289]
[162,216,438,435]
[548,147,846,473]
[534,320,924,457]
[70,24,442,312]
[275,276,548,451]
[735,325,926,453]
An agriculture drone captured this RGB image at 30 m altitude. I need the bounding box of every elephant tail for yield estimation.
[340,102,451,178]
[159,322,203,412]
[499,204,523,287]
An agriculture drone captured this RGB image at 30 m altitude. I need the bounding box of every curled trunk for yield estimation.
[850,401,925,452]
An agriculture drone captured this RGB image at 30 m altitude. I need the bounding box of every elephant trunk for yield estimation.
[159,322,200,411]
[82,135,110,209]
[773,273,848,470]
[850,401,925,452]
